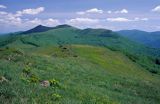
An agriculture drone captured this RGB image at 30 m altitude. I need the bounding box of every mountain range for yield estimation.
[117,30,160,48]
[0,25,160,104]
[23,25,160,48]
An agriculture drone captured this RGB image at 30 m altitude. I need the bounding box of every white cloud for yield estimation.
[16,7,45,16]
[107,18,131,22]
[0,7,45,20]
[66,18,99,25]
[66,18,100,28]
[155,26,160,29]
[76,11,85,15]
[121,9,128,13]
[0,11,22,26]
[94,25,116,30]
[0,5,7,9]
[139,18,149,21]
[77,8,103,15]
[107,17,148,22]
[0,6,46,26]
[107,11,112,14]
[0,11,8,15]
[86,8,103,14]
[43,18,60,26]
[26,18,41,24]
[0,9,60,27]
[133,17,149,21]
[77,8,128,15]
[115,9,128,14]
[107,9,129,14]
[152,5,160,13]
[0,7,61,32]
[134,17,140,21]
[21,18,60,27]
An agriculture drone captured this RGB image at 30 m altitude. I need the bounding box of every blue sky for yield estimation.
[0,0,160,33]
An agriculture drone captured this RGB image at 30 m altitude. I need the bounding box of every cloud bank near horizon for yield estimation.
[0,1,160,33]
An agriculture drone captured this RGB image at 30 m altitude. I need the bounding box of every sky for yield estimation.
[0,0,160,33]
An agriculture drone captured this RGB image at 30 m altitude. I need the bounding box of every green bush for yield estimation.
[22,66,40,83]
[149,69,158,74]
[155,58,160,65]
[125,53,139,62]
[51,93,62,101]
[28,74,40,83]
[49,79,60,88]
[23,66,31,75]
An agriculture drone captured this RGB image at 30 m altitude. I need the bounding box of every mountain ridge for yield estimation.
[22,24,76,34]
[23,25,53,34]
[117,30,160,48]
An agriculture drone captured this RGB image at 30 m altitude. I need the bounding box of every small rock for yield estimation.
[7,57,11,61]
[40,80,50,87]
[0,76,8,83]
[27,62,32,66]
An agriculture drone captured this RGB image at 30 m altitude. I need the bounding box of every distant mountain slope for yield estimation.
[18,26,159,57]
[0,25,160,74]
[23,24,74,34]
[117,30,160,48]
[23,25,53,34]
[1,25,160,58]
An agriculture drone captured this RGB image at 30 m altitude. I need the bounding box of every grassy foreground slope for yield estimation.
[0,44,160,104]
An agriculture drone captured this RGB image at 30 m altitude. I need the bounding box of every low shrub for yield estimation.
[125,53,139,62]
[23,66,31,75]
[155,58,160,65]
[51,93,62,101]
[22,66,40,83]
[49,79,60,88]
[28,74,40,83]
[149,69,158,74]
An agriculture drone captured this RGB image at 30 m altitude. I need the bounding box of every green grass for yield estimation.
[0,45,160,104]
